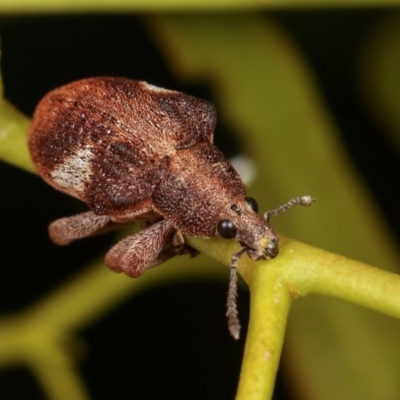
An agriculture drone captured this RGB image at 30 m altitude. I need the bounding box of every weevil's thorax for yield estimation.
[153,142,248,237]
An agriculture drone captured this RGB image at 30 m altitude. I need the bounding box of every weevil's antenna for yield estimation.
[264,195,315,223]
[227,246,247,340]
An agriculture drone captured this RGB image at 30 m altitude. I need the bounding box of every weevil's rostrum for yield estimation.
[28,77,314,339]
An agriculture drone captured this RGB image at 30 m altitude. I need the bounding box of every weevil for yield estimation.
[28,77,314,339]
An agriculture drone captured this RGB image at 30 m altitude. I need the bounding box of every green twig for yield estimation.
[187,236,400,399]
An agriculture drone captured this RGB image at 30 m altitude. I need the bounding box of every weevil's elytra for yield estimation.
[28,77,314,340]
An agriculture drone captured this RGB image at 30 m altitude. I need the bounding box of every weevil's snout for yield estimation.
[261,235,279,259]
[247,195,316,260]
[244,226,279,261]
[216,195,282,261]
[217,195,315,263]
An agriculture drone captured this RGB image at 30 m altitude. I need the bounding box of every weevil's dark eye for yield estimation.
[245,196,259,213]
[217,219,237,239]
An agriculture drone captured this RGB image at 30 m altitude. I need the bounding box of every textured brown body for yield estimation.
[28,77,314,339]
[29,77,245,236]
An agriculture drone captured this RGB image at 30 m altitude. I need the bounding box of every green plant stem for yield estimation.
[286,240,400,316]
[0,254,224,400]
[0,100,33,172]
[29,346,90,400]
[237,267,291,399]
[187,235,400,400]
[187,236,400,320]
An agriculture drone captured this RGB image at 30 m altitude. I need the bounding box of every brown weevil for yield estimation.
[28,77,314,339]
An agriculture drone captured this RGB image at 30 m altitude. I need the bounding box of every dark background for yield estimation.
[0,11,399,399]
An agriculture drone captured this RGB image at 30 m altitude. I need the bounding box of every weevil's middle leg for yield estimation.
[105,219,179,277]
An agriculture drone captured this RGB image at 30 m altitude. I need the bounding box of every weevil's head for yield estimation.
[215,196,280,261]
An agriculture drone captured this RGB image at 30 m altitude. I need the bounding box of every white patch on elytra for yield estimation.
[141,82,176,95]
[51,147,93,194]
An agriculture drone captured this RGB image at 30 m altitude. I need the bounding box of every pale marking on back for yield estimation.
[141,82,176,94]
[51,147,93,194]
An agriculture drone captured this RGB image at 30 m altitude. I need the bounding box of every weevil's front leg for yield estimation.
[49,211,112,245]
[105,219,179,277]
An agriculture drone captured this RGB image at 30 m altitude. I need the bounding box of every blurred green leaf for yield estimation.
[0,100,33,172]
[0,0,399,13]
[359,15,400,153]
[149,13,400,400]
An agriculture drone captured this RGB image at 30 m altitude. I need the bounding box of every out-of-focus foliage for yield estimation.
[149,16,400,397]
[0,7,400,400]
[1,0,400,13]
[359,15,400,152]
